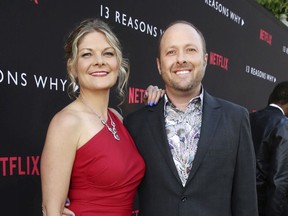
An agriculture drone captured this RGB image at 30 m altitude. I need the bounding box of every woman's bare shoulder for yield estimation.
[108,107,123,122]
[46,102,84,142]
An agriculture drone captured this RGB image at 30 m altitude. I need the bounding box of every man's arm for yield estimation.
[232,109,258,216]
[265,123,288,215]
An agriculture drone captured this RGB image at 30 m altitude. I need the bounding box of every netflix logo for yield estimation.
[0,156,40,176]
[209,51,229,71]
[128,87,146,104]
[260,29,272,45]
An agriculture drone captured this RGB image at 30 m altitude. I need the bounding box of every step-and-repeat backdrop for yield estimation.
[1,0,288,215]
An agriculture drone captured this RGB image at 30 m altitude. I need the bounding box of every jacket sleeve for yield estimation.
[232,109,258,216]
[265,122,288,215]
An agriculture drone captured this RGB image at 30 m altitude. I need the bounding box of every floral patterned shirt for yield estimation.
[164,92,203,186]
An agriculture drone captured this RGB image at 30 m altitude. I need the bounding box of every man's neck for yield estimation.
[165,87,201,111]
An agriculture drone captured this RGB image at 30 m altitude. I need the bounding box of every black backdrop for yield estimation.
[0,0,288,215]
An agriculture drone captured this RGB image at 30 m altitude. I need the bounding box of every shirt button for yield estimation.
[181,196,187,202]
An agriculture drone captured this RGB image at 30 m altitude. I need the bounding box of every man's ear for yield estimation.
[156,58,162,75]
[203,53,208,68]
[283,103,288,117]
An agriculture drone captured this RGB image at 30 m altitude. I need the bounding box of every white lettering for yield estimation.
[50,77,58,90]
[8,71,17,85]
[0,69,27,86]
[34,75,47,88]
[60,79,67,92]
[246,66,277,83]
[0,70,3,82]
[113,10,160,37]
[230,11,241,24]
[20,73,27,86]
[205,0,244,25]
[115,11,120,23]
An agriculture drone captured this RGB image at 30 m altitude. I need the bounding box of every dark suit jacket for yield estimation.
[250,105,288,216]
[124,91,258,216]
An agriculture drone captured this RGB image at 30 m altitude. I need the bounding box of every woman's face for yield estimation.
[73,31,119,93]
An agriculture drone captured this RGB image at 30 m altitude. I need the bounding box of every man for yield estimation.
[124,20,258,216]
[250,81,288,216]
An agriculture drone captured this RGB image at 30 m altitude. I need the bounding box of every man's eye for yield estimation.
[167,50,175,55]
[187,48,196,52]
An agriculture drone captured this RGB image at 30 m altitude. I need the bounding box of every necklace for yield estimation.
[78,96,120,141]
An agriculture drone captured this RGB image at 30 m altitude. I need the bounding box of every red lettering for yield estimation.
[18,156,25,175]
[128,87,146,104]
[129,87,135,103]
[31,156,40,175]
[0,156,40,176]
[132,210,140,216]
[27,156,30,175]
[260,29,272,45]
[135,88,140,103]
[0,157,8,176]
[260,29,265,40]
[222,58,228,70]
[9,157,17,175]
[209,52,229,71]
[267,34,272,45]
[209,52,215,65]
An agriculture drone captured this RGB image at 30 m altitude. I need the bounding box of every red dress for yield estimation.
[68,111,145,216]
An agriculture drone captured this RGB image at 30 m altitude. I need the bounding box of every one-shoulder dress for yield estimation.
[68,110,145,216]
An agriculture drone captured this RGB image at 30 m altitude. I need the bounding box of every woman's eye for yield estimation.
[104,52,114,57]
[81,52,91,57]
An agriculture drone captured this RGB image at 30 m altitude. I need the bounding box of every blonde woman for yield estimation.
[41,18,163,216]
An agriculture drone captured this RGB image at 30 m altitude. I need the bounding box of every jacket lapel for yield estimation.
[185,92,221,186]
[146,92,222,187]
[146,99,183,184]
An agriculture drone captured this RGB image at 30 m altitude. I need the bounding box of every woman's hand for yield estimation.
[62,198,75,216]
[144,85,165,106]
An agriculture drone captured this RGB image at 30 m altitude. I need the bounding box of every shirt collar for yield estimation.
[269,103,285,115]
[164,86,204,113]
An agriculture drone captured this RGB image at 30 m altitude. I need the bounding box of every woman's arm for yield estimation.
[41,110,79,216]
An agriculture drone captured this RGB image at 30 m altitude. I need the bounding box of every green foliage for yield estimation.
[256,0,288,19]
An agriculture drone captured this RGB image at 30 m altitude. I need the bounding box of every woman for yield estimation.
[41,18,163,216]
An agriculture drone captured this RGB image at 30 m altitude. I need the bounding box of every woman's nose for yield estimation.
[93,54,104,65]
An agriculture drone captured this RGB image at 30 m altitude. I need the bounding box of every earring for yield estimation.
[73,76,79,92]
[72,81,79,92]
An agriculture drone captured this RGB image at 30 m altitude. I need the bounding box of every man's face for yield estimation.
[157,23,208,96]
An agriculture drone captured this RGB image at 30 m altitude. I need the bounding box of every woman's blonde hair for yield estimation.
[64,18,129,105]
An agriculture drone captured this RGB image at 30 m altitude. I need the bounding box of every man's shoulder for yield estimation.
[205,93,247,113]
[250,106,288,131]
[250,106,284,120]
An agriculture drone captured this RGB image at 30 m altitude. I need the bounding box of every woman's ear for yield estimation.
[67,58,77,77]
